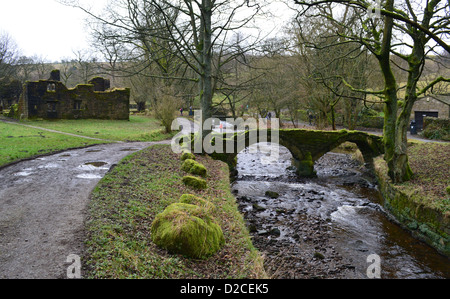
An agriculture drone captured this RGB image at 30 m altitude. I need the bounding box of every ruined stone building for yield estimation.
[411,94,450,130]
[18,70,130,120]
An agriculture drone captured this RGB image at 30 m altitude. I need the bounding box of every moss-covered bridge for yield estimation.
[198,129,385,177]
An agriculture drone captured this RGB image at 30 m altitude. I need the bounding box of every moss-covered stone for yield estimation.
[181,159,196,172]
[49,69,61,81]
[18,72,129,120]
[374,157,450,257]
[208,129,383,178]
[182,176,207,190]
[181,151,196,161]
[190,163,207,177]
[446,186,450,196]
[182,159,207,177]
[180,194,216,212]
[151,203,225,259]
[265,191,280,199]
[294,152,316,177]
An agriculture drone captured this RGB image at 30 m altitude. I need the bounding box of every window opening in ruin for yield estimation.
[47,102,57,112]
[74,100,82,110]
[47,84,56,92]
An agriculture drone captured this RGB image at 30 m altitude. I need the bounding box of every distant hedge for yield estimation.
[357,116,385,129]
[422,117,450,141]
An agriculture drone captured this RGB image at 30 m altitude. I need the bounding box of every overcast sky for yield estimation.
[0,0,105,62]
[0,0,295,62]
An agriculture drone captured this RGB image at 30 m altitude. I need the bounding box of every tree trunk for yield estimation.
[378,0,413,183]
[391,36,426,183]
[330,98,340,130]
[381,100,415,184]
[379,62,414,183]
[201,0,213,136]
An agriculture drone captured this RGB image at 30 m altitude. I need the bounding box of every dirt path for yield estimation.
[0,140,170,279]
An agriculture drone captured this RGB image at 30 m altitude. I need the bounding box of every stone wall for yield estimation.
[412,97,450,119]
[18,74,129,120]
[374,157,450,257]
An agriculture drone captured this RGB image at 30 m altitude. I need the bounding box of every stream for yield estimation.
[232,142,450,279]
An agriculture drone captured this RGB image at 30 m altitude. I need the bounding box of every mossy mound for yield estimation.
[181,151,196,161]
[180,194,216,212]
[181,159,196,171]
[151,203,225,259]
[182,176,207,190]
[182,159,207,177]
[446,186,450,195]
[265,191,280,199]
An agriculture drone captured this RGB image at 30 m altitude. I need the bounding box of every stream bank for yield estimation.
[232,143,450,279]
[374,158,450,257]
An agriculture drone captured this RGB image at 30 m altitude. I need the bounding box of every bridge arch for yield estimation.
[208,129,384,177]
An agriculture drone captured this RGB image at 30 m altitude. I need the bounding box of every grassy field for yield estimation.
[83,144,266,279]
[22,115,174,142]
[0,115,175,167]
[0,121,109,167]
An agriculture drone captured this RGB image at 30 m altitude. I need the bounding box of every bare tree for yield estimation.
[248,51,302,127]
[214,32,261,118]
[294,0,450,183]
[289,4,381,130]
[0,32,19,78]
[154,85,182,133]
[72,49,98,84]
[58,58,78,87]
[61,0,269,138]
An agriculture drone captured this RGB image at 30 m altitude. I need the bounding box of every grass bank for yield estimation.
[22,115,174,142]
[406,142,450,208]
[83,144,266,279]
[374,141,450,256]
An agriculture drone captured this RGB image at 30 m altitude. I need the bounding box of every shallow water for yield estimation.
[232,143,450,279]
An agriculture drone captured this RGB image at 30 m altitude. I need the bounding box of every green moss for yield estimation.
[265,191,280,199]
[210,152,237,170]
[181,151,196,161]
[190,163,207,177]
[446,186,450,195]
[374,157,450,257]
[7,104,19,119]
[182,159,207,177]
[180,194,216,212]
[314,252,325,260]
[181,159,196,172]
[294,152,316,177]
[151,203,225,259]
[182,176,207,190]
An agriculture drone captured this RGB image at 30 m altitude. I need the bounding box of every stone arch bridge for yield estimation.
[200,129,385,177]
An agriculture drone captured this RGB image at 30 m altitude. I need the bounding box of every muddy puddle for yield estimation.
[233,143,450,279]
[120,148,139,152]
[76,173,104,179]
[79,161,109,169]
[76,161,110,179]
[85,149,104,153]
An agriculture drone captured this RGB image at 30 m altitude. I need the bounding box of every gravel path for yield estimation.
[0,140,170,279]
